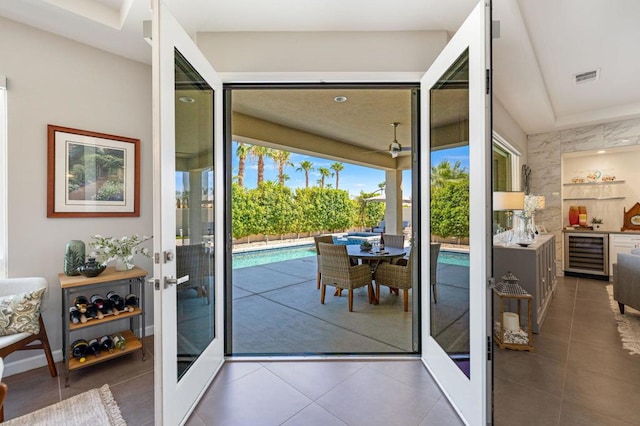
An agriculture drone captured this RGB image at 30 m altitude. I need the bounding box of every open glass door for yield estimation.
[152,1,224,424]
[420,2,491,425]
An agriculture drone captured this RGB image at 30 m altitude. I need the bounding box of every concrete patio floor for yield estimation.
[230,254,470,355]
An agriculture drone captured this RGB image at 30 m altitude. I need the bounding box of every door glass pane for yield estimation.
[174,49,215,380]
[493,145,512,234]
[429,49,470,377]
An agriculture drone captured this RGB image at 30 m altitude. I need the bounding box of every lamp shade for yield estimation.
[493,191,525,211]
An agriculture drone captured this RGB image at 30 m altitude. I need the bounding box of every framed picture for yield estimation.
[536,224,548,234]
[47,125,140,218]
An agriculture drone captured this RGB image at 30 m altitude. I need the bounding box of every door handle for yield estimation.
[164,275,189,289]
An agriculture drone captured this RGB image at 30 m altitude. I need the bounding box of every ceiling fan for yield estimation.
[373,122,411,158]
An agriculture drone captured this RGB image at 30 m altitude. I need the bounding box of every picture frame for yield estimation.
[536,224,548,234]
[47,125,140,218]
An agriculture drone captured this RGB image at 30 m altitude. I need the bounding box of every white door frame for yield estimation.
[152,1,225,424]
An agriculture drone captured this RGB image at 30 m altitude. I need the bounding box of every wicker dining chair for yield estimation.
[313,235,334,289]
[430,243,441,303]
[374,249,414,311]
[317,243,373,312]
[176,244,211,304]
[382,233,405,249]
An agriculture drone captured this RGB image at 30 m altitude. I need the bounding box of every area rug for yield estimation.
[4,384,126,426]
[606,284,640,356]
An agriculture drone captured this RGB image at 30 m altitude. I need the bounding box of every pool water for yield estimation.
[233,245,316,269]
[438,251,470,267]
[233,244,469,269]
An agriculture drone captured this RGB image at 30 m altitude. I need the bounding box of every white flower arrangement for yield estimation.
[90,234,152,266]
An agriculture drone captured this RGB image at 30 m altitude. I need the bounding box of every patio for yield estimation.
[227,249,470,355]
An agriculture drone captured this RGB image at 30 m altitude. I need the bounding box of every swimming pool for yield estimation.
[232,244,469,269]
[233,245,316,269]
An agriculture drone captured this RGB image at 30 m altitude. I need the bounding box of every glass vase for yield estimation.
[115,255,134,271]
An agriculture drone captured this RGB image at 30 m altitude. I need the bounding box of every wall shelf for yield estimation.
[563,197,625,201]
[563,180,625,186]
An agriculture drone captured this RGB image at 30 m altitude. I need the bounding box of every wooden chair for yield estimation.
[0,278,58,421]
[374,249,414,311]
[318,243,373,312]
[313,235,334,289]
[0,358,6,423]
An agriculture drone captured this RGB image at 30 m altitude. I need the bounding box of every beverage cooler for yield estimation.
[563,232,609,279]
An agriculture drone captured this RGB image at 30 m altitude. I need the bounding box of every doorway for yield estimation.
[223,84,420,356]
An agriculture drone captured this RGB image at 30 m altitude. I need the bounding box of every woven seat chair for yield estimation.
[374,249,414,311]
[430,243,441,303]
[318,243,373,312]
[313,235,334,289]
[176,244,211,304]
[382,234,405,249]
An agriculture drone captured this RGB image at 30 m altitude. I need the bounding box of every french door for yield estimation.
[151,1,225,424]
[420,2,491,425]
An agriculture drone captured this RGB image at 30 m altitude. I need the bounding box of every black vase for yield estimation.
[64,240,85,276]
[77,257,106,278]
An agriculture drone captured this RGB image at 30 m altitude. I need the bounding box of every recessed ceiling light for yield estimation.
[334,96,347,103]
[597,150,606,154]
[179,96,195,103]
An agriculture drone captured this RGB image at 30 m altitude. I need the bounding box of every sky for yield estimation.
[229,141,470,199]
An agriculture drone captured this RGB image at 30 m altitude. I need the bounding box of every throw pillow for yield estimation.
[0,288,46,336]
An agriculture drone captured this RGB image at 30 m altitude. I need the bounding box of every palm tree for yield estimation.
[235,142,251,187]
[249,145,271,186]
[431,160,468,187]
[296,160,314,188]
[330,162,344,189]
[269,150,293,186]
[317,167,333,189]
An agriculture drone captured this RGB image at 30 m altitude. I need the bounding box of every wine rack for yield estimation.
[59,266,147,386]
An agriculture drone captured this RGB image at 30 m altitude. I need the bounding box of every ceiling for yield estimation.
[1,0,638,141]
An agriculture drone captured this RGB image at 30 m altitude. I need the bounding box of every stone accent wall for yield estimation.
[527,118,640,263]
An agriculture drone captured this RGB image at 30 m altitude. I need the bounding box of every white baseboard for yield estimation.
[3,325,155,378]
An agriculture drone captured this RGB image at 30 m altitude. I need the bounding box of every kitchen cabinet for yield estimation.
[59,266,147,386]
[494,234,556,333]
[609,233,640,275]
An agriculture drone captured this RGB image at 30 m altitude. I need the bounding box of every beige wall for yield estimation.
[0,17,152,374]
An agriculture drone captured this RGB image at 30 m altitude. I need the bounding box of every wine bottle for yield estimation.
[124,293,138,312]
[99,335,114,353]
[90,294,105,310]
[106,291,125,314]
[69,306,81,324]
[73,295,89,313]
[101,299,115,316]
[379,232,385,250]
[86,338,101,357]
[85,303,103,320]
[71,339,88,363]
[112,334,127,351]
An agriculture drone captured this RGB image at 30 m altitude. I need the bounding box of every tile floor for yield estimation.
[494,275,640,425]
[3,275,639,425]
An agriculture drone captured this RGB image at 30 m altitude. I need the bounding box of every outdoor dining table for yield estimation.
[344,245,407,304]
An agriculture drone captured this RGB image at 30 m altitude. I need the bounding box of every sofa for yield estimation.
[613,250,640,314]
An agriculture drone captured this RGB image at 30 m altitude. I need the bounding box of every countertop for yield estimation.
[562,228,640,234]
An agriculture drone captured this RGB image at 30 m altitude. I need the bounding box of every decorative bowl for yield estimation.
[77,258,106,277]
